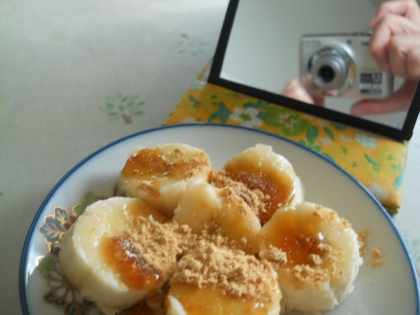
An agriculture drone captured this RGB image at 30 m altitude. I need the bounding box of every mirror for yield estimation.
[208,0,420,141]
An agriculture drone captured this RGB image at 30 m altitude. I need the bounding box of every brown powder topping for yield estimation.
[209,170,267,222]
[291,264,329,284]
[309,254,323,266]
[370,247,388,267]
[372,247,382,259]
[128,216,184,279]
[177,222,250,254]
[170,242,278,304]
[317,243,332,252]
[259,245,288,267]
[358,227,371,257]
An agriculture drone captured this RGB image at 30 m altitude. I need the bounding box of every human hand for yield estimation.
[351,0,420,115]
[369,0,420,79]
[282,79,324,106]
[282,76,338,107]
[351,79,417,115]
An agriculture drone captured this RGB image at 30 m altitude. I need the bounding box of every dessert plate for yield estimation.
[20,123,419,315]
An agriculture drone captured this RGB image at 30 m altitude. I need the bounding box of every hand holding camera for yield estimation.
[300,31,394,100]
[351,0,420,116]
[283,0,420,115]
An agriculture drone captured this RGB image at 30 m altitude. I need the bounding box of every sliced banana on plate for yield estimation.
[220,144,304,224]
[259,201,362,314]
[120,143,212,217]
[58,197,182,315]
[166,243,282,315]
[172,181,262,254]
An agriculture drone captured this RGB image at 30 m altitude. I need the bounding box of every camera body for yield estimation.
[300,32,393,99]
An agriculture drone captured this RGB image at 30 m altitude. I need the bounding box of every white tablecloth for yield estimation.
[1,0,419,314]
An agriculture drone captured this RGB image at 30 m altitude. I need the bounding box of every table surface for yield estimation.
[1,0,420,314]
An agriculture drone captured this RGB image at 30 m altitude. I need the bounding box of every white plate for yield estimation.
[20,124,419,315]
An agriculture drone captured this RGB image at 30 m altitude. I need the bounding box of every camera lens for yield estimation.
[318,66,335,83]
[308,46,352,91]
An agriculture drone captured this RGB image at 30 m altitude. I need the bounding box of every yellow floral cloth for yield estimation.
[163,79,408,213]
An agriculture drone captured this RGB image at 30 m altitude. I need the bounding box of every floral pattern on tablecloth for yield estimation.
[163,80,408,213]
[99,93,145,124]
[173,33,208,56]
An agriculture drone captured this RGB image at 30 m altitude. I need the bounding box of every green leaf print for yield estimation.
[331,122,346,130]
[394,164,404,191]
[341,146,348,154]
[256,112,268,120]
[394,175,404,191]
[364,154,381,166]
[307,126,319,140]
[364,154,381,173]
[323,127,334,141]
[189,95,201,109]
[208,101,232,124]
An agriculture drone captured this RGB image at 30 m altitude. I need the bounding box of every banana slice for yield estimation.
[58,197,182,315]
[166,243,282,315]
[259,202,362,314]
[172,182,262,254]
[120,143,212,217]
[220,144,304,224]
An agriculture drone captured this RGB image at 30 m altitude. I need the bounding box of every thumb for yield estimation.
[350,80,417,116]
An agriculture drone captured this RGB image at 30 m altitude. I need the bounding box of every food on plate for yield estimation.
[57,143,361,315]
[58,197,185,315]
[120,143,212,217]
[172,181,261,254]
[259,202,362,314]
[166,243,282,315]
[217,144,304,224]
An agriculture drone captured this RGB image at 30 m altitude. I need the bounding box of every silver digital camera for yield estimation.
[300,32,393,99]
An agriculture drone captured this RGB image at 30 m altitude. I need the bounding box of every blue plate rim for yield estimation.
[19,123,420,315]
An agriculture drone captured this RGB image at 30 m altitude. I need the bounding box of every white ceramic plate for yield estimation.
[20,124,419,315]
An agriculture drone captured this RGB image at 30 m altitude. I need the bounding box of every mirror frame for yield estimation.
[208,0,420,141]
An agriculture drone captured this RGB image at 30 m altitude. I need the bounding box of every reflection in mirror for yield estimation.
[219,0,419,130]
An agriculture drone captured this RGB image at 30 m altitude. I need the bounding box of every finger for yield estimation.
[388,34,420,79]
[370,0,420,28]
[350,80,417,116]
[282,79,318,105]
[370,15,420,71]
[407,46,420,79]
